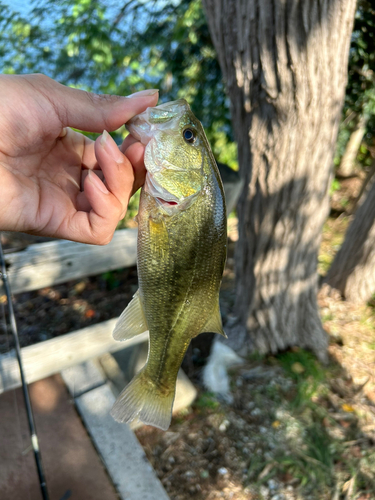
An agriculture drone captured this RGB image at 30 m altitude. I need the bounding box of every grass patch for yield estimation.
[100,270,122,290]
[247,351,266,362]
[194,391,220,412]
[272,350,342,492]
[274,424,337,490]
[269,348,375,498]
[318,217,349,275]
[276,349,326,408]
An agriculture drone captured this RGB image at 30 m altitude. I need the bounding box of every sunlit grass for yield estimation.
[318,217,349,275]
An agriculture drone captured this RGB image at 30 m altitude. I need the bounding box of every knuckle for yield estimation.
[27,73,49,83]
[86,92,121,108]
[85,92,121,130]
[99,233,113,246]
[91,225,114,246]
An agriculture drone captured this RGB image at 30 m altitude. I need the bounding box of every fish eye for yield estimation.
[183,128,196,144]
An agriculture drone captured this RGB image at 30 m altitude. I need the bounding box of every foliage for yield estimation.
[0,0,235,165]
[2,0,374,179]
[117,188,141,229]
[329,178,341,195]
[272,351,334,489]
[273,423,337,490]
[266,348,375,497]
[100,270,122,290]
[0,0,237,224]
[336,0,375,168]
[194,391,220,412]
[346,1,375,124]
[276,348,327,408]
[318,217,349,275]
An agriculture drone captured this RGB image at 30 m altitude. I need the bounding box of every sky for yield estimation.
[3,0,32,14]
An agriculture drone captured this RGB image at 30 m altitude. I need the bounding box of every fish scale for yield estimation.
[111,99,227,430]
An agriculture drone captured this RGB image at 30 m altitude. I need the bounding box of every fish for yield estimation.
[110,99,227,430]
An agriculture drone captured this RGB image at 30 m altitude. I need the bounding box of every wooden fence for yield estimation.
[0,229,140,394]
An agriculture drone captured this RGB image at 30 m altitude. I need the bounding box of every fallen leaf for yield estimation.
[291,362,305,374]
[322,417,330,427]
[339,420,350,428]
[342,476,355,497]
[258,462,274,480]
[342,403,355,413]
[75,281,87,294]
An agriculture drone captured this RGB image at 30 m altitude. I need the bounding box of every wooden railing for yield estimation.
[0,229,139,394]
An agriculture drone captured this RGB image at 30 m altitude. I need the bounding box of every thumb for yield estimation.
[42,76,159,132]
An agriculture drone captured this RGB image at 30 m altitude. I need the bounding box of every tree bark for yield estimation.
[202,0,356,359]
[347,155,375,215]
[338,115,367,177]
[326,176,375,303]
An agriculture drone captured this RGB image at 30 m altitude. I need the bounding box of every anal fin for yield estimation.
[200,300,227,338]
[113,290,148,341]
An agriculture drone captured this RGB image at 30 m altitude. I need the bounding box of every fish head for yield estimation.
[126,99,209,212]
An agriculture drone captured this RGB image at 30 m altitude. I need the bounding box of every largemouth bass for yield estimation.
[111,99,227,430]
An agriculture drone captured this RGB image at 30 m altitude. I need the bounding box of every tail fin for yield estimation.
[110,370,175,431]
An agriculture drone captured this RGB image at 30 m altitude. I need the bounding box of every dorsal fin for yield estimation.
[113,290,148,341]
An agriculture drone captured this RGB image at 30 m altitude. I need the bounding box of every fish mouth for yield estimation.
[127,100,199,215]
[126,100,190,145]
[126,120,149,144]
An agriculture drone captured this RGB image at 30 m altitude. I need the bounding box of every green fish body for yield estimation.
[111,100,227,430]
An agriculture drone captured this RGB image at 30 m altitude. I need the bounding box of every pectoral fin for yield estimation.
[201,301,227,338]
[113,290,148,341]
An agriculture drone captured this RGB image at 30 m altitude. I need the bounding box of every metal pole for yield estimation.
[0,237,50,500]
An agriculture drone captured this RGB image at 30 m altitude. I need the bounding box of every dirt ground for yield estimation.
[134,218,375,500]
[1,176,374,500]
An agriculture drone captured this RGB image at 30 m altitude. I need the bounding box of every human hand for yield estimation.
[0,74,158,244]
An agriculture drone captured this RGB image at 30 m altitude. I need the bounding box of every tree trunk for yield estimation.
[347,155,375,215]
[326,176,375,303]
[338,115,367,177]
[202,0,356,359]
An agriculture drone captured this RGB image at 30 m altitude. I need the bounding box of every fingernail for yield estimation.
[100,130,124,163]
[88,169,109,194]
[126,89,159,98]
